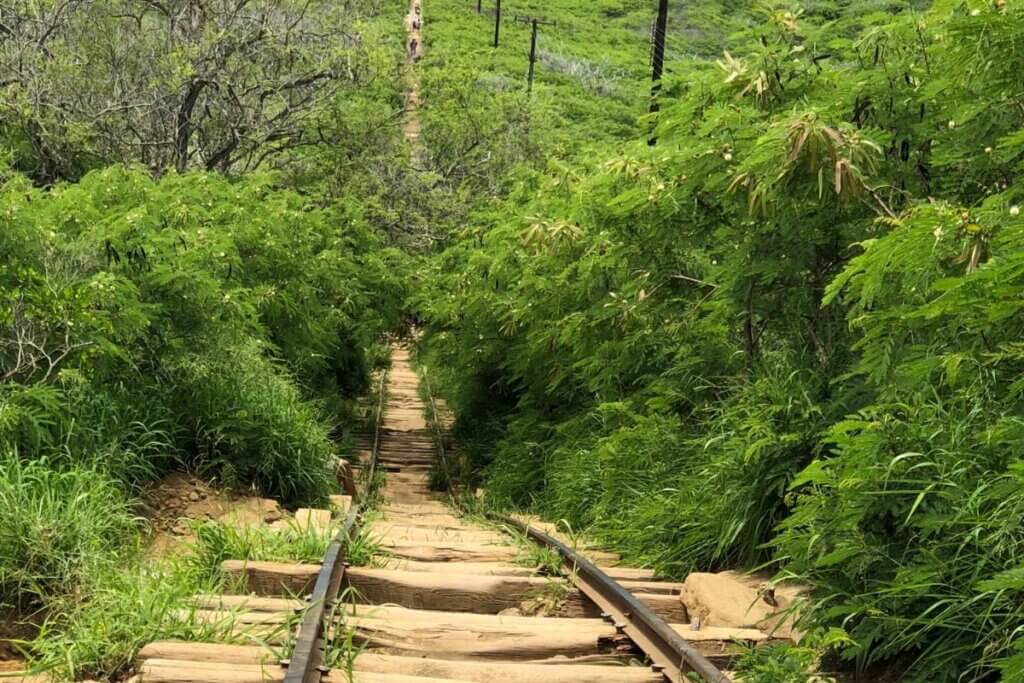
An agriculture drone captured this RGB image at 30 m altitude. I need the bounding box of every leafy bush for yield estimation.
[1,166,407,503]
[417,1,1024,680]
[173,341,336,506]
[775,198,1024,678]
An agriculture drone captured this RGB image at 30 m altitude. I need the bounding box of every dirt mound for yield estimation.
[680,570,807,641]
[141,472,287,553]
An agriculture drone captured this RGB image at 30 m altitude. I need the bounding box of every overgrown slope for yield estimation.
[415,1,1024,679]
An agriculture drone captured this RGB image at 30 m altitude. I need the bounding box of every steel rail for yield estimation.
[498,515,733,683]
[283,366,388,683]
[419,370,730,681]
[420,365,452,486]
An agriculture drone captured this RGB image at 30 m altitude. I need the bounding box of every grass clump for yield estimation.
[0,455,136,610]
[23,516,378,681]
[188,519,340,576]
[734,643,829,683]
[28,557,230,681]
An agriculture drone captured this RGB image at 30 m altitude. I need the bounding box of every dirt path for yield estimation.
[402,0,423,159]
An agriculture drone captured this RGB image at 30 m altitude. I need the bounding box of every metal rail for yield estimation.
[420,365,452,486]
[499,515,733,683]
[418,368,729,681]
[282,366,387,683]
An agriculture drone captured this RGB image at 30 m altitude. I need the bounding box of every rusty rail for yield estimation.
[282,366,387,683]
[420,365,453,487]
[498,515,733,683]
[419,370,728,681]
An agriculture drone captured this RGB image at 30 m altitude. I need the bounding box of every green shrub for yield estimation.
[734,643,824,683]
[417,2,1024,680]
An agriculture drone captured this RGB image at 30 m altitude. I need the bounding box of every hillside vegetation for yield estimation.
[415,1,1024,680]
[0,0,411,676]
[2,0,1023,681]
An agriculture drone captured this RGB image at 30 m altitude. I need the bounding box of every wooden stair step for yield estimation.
[378,540,519,563]
[350,654,664,683]
[221,560,320,596]
[139,660,478,683]
[137,642,278,666]
[377,559,539,577]
[345,568,553,614]
[367,523,506,544]
[335,605,614,661]
[190,595,302,613]
[294,508,333,532]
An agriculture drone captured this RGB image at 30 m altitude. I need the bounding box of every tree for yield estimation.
[0,0,372,181]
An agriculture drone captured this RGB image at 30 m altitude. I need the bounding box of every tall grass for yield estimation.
[0,454,136,610]
[173,340,336,506]
[188,519,340,576]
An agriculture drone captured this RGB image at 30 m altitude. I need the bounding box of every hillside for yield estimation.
[3,1,1024,681]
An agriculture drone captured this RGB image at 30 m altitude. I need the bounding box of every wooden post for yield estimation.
[648,0,669,144]
[516,15,554,92]
[527,19,538,92]
[477,0,482,13]
[493,0,501,47]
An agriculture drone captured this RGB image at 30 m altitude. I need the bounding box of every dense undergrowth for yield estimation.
[415,0,1024,680]
[0,0,412,676]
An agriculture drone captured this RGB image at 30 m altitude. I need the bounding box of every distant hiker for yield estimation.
[409,38,418,59]
[414,3,421,15]
[412,16,421,29]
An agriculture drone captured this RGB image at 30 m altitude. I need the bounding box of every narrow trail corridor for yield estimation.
[402,0,424,157]
[342,347,674,682]
[120,344,756,683]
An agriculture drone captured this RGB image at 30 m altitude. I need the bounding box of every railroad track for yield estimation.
[135,345,755,683]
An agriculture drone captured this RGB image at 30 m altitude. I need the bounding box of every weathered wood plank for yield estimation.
[348,654,664,683]
[221,560,319,597]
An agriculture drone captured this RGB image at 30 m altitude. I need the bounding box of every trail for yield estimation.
[402,0,423,161]
[130,344,754,682]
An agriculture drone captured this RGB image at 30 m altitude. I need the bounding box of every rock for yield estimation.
[260,499,283,522]
[497,607,522,617]
[679,571,807,641]
[188,491,201,502]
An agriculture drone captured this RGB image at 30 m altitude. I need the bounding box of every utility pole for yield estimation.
[493,0,501,47]
[648,0,669,144]
[515,16,555,93]
[528,19,538,90]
